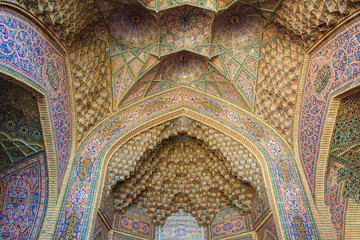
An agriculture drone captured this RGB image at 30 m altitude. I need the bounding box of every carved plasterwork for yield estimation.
[10,0,360,145]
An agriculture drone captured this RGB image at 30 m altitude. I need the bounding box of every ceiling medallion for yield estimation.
[179,54,189,65]
[230,16,241,25]
[131,15,141,24]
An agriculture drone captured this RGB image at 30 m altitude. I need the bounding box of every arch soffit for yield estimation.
[60,86,318,240]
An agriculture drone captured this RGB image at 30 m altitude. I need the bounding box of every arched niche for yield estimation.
[102,116,267,238]
[0,3,75,239]
[294,11,360,240]
[54,86,319,240]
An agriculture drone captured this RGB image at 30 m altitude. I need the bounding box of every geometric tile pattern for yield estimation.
[0,131,43,170]
[160,6,213,56]
[256,23,305,144]
[108,3,263,110]
[330,91,360,157]
[211,4,263,109]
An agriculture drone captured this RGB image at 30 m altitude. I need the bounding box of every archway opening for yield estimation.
[325,89,360,239]
[0,77,48,240]
[98,116,276,239]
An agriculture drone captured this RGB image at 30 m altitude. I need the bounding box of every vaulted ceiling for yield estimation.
[107,117,265,226]
[113,134,256,225]
[12,0,360,143]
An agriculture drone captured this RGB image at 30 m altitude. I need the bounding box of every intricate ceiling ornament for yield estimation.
[255,24,305,144]
[106,117,265,225]
[211,5,263,108]
[12,0,360,145]
[108,3,263,110]
[273,0,360,41]
[14,0,100,45]
[112,133,256,226]
[160,6,212,56]
[70,22,112,141]
[106,117,264,195]
[109,4,159,50]
[95,0,281,17]
[161,51,208,84]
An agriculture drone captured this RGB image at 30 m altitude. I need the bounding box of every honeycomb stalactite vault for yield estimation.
[111,134,257,226]
[107,117,266,227]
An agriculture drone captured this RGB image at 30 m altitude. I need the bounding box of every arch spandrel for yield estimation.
[55,86,319,240]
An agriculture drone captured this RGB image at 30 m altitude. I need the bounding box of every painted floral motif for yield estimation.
[0,9,71,190]
[71,188,88,205]
[169,95,183,103]
[156,212,206,240]
[0,152,48,240]
[299,17,360,195]
[212,217,247,237]
[4,179,30,219]
[266,140,281,155]
[126,111,141,122]
[0,225,19,240]
[88,139,102,153]
[226,111,240,122]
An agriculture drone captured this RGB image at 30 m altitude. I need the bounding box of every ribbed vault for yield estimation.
[109,3,263,110]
